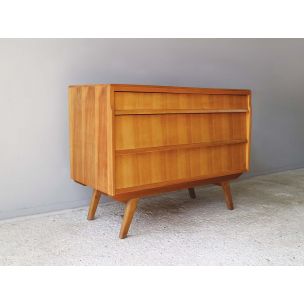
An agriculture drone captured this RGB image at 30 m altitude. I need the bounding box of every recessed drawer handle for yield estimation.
[115,109,248,115]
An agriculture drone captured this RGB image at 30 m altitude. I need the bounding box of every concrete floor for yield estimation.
[1,169,304,265]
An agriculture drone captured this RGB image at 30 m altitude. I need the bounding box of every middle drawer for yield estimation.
[115,113,247,151]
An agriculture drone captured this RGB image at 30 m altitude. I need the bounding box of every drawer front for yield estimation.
[115,113,247,151]
[114,92,248,112]
[115,144,247,190]
[114,91,250,191]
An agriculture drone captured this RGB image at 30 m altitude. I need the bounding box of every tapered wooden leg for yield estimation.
[87,189,102,220]
[188,187,196,199]
[220,181,234,210]
[119,198,139,239]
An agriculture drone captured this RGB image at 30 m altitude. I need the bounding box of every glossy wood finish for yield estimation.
[115,109,248,115]
[113,173,242,201]
[69,85,114,195]
[119,198,139,239]
[68,84,251,238]
[115,145,246,189]
[115,113,247,150]
[116,139,247,155]
[110,84,250,95]
[87,189,101,220]
[114,92,248,111]
[246,94,252,171]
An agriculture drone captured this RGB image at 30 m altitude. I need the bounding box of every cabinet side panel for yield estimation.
[96,85,114,195]
[69,85,114,195]
[69,86,98,188]
[245,93,252,171]
[69,87,77,179]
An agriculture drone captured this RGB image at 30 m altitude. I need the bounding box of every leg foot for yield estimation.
[188,188,196,199]
[119,198,139,239]
[220,181,234,210]
[87,189,101,220]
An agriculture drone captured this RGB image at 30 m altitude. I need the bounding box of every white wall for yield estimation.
[1,39,304,219]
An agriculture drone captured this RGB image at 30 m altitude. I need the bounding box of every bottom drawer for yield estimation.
[115,144,247,190]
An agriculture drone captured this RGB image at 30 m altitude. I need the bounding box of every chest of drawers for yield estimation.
[69,84,251,238]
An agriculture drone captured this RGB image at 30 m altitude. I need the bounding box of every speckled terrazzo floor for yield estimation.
[1,169,304,265]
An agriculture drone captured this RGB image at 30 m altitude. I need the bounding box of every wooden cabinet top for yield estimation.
[69,84,251,96]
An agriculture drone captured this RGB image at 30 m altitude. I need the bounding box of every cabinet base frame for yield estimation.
[86,173,240,239]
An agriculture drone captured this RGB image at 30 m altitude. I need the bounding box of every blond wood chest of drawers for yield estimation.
[69,84,251,238]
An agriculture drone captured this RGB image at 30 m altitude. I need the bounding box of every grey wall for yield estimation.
[1,39,304,219]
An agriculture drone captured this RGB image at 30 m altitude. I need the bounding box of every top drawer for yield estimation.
[114,92,249,114]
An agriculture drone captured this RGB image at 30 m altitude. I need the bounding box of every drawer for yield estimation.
[115,144,247,190]
[114,92,249,113]
[115,113,247,151]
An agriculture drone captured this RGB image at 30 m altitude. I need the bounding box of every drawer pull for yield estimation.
[115,109,248,115]
[116,139,247,155]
